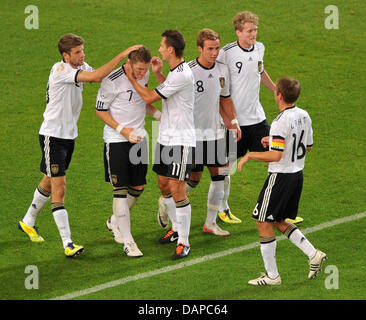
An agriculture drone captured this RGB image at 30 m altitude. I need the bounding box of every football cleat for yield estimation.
[203,223,230,237]
[217,209,242,224]
[157,196,170,229]
[18,220,44,242]
[248,272,282,286]
[106,216,124,244]
[172,242,190,260]
[286,216,304,224]
[308,249,327,279]
[157,228,178,244]
[65,242,84,258]
[124,241,143,257]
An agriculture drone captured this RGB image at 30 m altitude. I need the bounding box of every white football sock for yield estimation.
[260,237,279,279]
[175,198,191,245]
[113,197,133,244]
[164,196,178,231]
[206,180,224,225]
[288,228,316,259]
[23,187,50,226]
[52,206,72,248]
[220,175,231,211]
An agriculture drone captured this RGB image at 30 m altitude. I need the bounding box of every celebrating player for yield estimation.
[238,77,327,285]
[96,46,161,257]
[217,11,303,224]
[18,33,141,257]
[157,29,241,237]
[124,30,195,260]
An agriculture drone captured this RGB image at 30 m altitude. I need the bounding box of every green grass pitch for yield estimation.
[1,0,366,302]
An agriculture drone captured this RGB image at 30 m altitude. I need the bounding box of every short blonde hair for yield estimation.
[232,11,259,31]
[196,28,220,48]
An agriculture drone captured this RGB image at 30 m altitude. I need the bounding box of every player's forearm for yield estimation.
[247,150,282,163]
[220,97,237,125]
[146,104,161,120]
[153,71,166,84]
[96,110,119,130]
[261,70,275,92]
[129,77,160,104]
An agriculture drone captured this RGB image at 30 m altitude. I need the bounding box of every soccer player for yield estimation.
[238,77,327,285]
[18,33,141,257]
[157,29,241,237]
[96,46,161,257]
[124,30,195,260]
[217,11,303,225]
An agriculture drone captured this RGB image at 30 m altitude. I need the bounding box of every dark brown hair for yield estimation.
[276,77,301,103]
[58,33,84,58]
[161,30,185,58]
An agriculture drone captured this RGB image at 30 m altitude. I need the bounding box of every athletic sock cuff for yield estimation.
[284,223,298,238]
[175,198,190,208]
[187,180,199,188]
[37,184,51,197]
[51,202,65,212]
[260,236,276,244]
[128,187,144,198]
[114,187,128,198]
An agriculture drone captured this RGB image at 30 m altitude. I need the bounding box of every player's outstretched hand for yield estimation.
[237,154,249,172]
[151,57,163,73]
[124,60,133,79]
[122,45,143,60]
[261,136,269,148]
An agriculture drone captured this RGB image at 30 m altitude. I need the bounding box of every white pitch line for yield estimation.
[50,211,366,300]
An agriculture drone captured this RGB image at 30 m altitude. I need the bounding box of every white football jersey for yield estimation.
[268,106,313,173]
[217,41,265,126]
[95,66,149,143]
[39,61,94,139]
[155,61,195,147]
[188,59,230,141]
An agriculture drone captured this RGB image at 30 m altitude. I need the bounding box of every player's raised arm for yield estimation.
[151,57,166,84]
[77,45,142,83]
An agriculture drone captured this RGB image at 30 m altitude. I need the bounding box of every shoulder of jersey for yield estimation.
[222,41,238,52]
[107,66,125,81]
[255,41,265,50]
[51,61,69,74]
[188,59,198,69]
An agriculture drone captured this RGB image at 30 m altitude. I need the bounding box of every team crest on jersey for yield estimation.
[219,77,225,88]
[111,175,118,185]
[51,164,59,175]
[258,61,263,73]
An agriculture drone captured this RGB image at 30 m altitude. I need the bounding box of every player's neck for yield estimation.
[197,56,214,69]
[169,56,184,70]
[280,103,295,112]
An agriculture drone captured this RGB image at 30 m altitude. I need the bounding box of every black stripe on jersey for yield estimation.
[273,111,285,122]
[155,88,167,100]
[170,61,185,72]
[188,60,197,69]
[220,94,231,98]
[270,147,284,152]
[74,69,81,83]
[96,101,107,110]
[272,135,285,140]
[108,67,124,81]
[223,42,237,51]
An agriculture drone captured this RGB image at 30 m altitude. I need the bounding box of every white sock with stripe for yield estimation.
[260,236,279,279]
[285,224,316,259]
[206,179,224,225]
[52,203,72,248]
[220,175,231,211]
[23,185,50,226]
[113,188,134,244]
[175,198,191,245]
